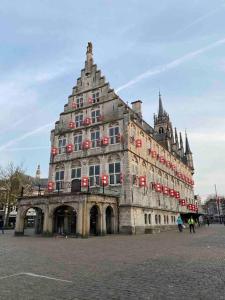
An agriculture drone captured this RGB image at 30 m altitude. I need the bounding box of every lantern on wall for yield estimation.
[102,136,109,146]
[139,176,147,187]
[82,140,91,150]
[81,176,89,187]
[66,144,73,153]
[51,147,58,156]
[101,175,109,186]
[48,181,54,192]
[68,121,75,129]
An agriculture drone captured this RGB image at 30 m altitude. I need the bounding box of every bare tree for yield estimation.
[0,162,33,226]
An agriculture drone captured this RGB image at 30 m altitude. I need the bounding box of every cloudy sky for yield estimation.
[0,0,224,199]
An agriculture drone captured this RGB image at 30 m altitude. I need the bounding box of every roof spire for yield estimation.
[185,130,192,154]
[179,132,183,149]
[85,42,93,74]
[158,90,164,117]
[174,127,179,145]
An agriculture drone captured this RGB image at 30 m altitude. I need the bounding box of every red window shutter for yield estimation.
[83,140,91,150]
[139,176,147,187]
[163,186,169,195]
[48,181,54,192]
[81,176,89,187]
[88,97,93,104]
[102,136,109,146]
[51,147,58,156]
[175,191,180,199]
[101,175,109,186]
[169,189,175,197]
[116,134,123,143]
[68,121,75,129]
[155,183,162,192]
[151,150,157,158]
[66,144,73,153]
[71,102,77,109]
[120,173,124,184]
[84,117,91,126]
[135,139,142,148]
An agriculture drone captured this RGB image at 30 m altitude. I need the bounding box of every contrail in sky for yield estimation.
[115,37,225,93]
[0,122,54,152]
[173,5,225,37]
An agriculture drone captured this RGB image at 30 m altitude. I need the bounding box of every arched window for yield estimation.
[148,214,151,224]
[158,215,161,225]
[155,215,158,224]
[159,127,164,134]
[144,213,147,225]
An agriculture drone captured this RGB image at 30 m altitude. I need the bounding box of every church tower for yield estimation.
[154,92,174,151]
[35,164,41,179]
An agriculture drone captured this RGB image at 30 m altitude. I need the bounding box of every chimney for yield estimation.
[131,100,142,118]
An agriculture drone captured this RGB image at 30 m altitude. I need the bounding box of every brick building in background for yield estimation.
[15,43,196,236]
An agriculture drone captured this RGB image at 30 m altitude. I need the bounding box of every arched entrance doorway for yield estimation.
[90,205,100,235]
[24,207,44,235]
[106,206,114,234]
[54,205,77,235]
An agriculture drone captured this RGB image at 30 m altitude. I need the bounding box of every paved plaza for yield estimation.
[0,225,225,299]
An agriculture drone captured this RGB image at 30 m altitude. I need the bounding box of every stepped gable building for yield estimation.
[15,42,196,236]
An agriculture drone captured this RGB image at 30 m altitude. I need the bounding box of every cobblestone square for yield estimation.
[0,226,225,299]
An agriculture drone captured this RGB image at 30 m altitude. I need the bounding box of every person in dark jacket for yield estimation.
[0,217,4,234]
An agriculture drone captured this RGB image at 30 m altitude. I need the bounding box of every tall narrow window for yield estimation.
[55,170,64,190]
[76,96,83,108]
[109,162,121,185]
[74,134,82,151]
[89,165,100,187]
[92,91,100,103]
[91,131,100,148]
[155,215,158,225]
[58,137,67,154]
[148,214,151,224]
[91,110,100,124]
[71,167,81,180]
[75,114,83,128]
[144,214,147,225]
[109,127,119,144]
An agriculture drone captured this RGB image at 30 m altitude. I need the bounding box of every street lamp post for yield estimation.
[215,184,222,224]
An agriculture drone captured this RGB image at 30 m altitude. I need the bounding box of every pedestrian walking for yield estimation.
[0,217,4,234]
[176,215,184,232]
[188,217,195,233]
[207,218,210,226]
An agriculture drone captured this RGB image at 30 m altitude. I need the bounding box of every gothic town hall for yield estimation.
[15,43,196,237]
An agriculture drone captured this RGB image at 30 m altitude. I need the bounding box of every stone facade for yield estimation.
[15,42,196,236]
